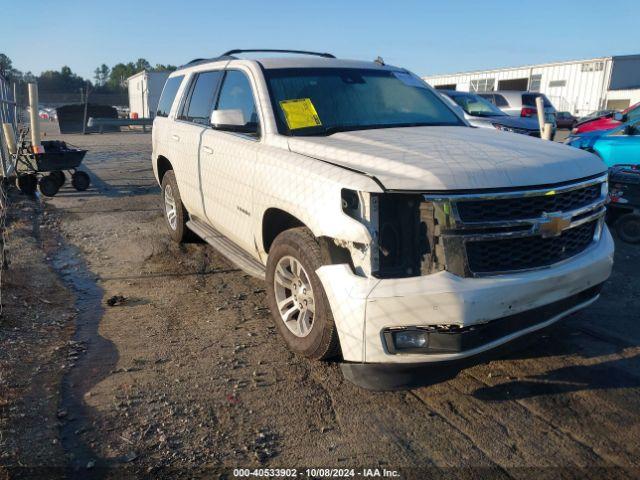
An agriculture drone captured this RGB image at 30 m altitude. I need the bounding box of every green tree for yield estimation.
[135,58,151,71]
[106,58,155,91]
[0,53,13,76]
[93,63,110,86]
[0,53,23,82]
[107,62,136,90]
[38,66,87,93]
[153,63,177,72]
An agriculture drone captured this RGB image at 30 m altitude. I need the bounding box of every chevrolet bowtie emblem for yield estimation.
[538,212,572,238]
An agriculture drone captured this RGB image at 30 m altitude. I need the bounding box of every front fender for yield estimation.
[253,143,383,252]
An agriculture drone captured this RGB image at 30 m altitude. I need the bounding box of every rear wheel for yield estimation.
[161,170,191,243]
[71,171,90,191]
[615,213,640,244]
[266,227,340,360]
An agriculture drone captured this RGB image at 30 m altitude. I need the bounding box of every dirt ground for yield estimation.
[1,123,640,479]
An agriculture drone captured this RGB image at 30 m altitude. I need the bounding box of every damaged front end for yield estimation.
[337,189,448,279]
[336,174,607,281]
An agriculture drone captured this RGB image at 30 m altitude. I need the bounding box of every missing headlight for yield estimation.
[340,190,446,279]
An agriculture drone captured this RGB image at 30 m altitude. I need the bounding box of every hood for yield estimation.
[491,115,539,130]
[468,115,539,131]
[576,116,621,133]
[287,126,606,191]
[568,124,621,148]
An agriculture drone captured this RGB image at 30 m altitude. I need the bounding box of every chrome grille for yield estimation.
[424,174,608,277]
[465,220,597,274]
[457,183,602,223]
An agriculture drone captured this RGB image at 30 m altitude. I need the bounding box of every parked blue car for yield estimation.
[566,119,640,167]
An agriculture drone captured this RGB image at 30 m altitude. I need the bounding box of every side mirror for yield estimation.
[613,112,624,122]
[210,109,257,134]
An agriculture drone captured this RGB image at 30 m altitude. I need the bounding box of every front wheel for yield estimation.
[161,170,191,243]
[615,213,640,244]
[50,170,66,187]
[266,227,340,360]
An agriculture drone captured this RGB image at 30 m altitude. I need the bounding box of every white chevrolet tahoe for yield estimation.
[152,49,614,389]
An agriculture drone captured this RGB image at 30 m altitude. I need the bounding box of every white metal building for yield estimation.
[127,70,171,119]
[423,54,640,116]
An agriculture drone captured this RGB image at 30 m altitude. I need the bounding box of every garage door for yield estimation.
[606,99,631,110]
[498,78,529,90]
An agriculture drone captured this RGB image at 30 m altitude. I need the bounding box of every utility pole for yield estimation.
[82,82,91,135]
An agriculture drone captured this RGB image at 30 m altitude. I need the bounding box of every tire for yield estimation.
[266,227,340,360]
[615,213,640,244]
[38,175,60,197]
[50,170,66,187]
[71,171,90,191]
[160,170,191,243]
[15,174,38,195]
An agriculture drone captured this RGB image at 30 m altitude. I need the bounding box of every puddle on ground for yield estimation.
[35,200,119,476]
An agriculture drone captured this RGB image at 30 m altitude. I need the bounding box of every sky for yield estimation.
[2,0,639,81]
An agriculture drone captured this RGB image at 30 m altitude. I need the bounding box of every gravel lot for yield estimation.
[1,124,639,478]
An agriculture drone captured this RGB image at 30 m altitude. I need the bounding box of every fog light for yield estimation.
[393,330,428,349]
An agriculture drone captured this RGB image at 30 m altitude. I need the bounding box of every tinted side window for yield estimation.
[478,93,496,105]
[215,71,258,128]
[494,94,509,107]
[156,75,184,117]
[522,93,551,107]
[181,71,223,125]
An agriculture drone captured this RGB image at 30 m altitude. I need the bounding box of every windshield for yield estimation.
[627,103,640,122]
[265,68,464,136]
[448,92,506,117]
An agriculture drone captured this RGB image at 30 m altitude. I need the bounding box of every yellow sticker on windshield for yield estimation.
[279,98,322,130]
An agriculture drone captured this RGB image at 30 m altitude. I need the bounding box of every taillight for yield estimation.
[521,107,536,117]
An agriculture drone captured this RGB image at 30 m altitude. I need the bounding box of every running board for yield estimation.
[186,220,266,280]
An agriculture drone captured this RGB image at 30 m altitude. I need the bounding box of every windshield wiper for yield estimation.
[322,122,444,136]
[290,122,456,137]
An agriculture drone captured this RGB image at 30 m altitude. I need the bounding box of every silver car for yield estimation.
[478,91,557,138]
[440,90,540,137]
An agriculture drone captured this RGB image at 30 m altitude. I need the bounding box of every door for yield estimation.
[598,121,640,167]
[170,70,223,218]
[199,69,262,252]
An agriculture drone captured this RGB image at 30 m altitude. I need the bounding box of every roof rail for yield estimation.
[178,55,236,70]
[221,49,335,59]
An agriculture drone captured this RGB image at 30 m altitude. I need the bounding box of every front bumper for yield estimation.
[341,284,601,390]
[316,226,614,383]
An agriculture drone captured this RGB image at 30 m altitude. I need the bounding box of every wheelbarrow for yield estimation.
[15,139,91,197]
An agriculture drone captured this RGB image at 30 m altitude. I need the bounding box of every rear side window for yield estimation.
[522,93,551,107]
[180,71,223,124]
[478,93,496,105]
[156,75,184,117]
[494,94,509,107]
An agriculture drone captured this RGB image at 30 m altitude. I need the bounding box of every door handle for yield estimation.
[171,134,180,142]
[202,146,214,155]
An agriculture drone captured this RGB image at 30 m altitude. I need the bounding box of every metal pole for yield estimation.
[28,83,42,151]
[82,84,90,135]
[141,73,147,133]
[12,83,17,126]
